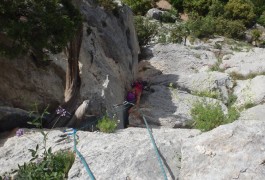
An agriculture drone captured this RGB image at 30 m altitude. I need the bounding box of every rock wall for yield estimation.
[0,0,139,130]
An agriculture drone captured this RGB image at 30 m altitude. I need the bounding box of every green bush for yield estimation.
[122,0,153,16]
[257,11,265,26]
[170,0,184,12]
[97,115,117,133]
[191,101,225,131]
[134,16,158,46]
[16,151,75,179]
[186,15,216,38]
[160,9,179,23]
[208,0,225,17]
[215,17,246,39]
[183,0,212,16]
[224,0,256,27]
[0,0,82,59]
[191,100,239,131]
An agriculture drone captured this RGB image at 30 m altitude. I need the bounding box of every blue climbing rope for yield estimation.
[64,128,96,180]
[142,114,168,180]
[115,101,168,180]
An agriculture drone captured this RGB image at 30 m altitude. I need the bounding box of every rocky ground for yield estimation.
[1,37,265,179]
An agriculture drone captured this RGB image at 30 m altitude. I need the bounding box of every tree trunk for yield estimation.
[46,24,83,128]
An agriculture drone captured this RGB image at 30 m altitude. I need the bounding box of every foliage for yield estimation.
[186,16,216,38]
[16,150,75,180]
[224,0,256,27]
[191,100,239,131]
[122,0,153,16]
[97,115,117,133]
[28,104,50,128]
[208,0,225,17]
[192,90,220,99]
[160,8,179,23]
[251,29,262,45]
[134,16,158,46]
[257,11,265,26]
[97,0,118,12]
[170,0,184,12]
[191,101,225,131]
[225,106,240,123]
[183,0,212,16]
[0,0,82,60]
[215,17,246,39]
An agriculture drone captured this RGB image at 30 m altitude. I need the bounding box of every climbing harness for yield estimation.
[63,128,95,180]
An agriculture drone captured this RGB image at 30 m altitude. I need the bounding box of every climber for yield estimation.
[124,79,149,128]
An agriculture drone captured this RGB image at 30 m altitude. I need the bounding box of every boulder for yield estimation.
[146,8,163,21]
[180,120,265,180]
[0,128,201,179]
[0,107,35,132]
[239,104,265,121]
[233,76,265,107]
[221,48,265,76]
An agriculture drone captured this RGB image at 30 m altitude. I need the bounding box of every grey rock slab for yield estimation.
[233,75,265,107]
[129,85,227,128]
[0,128,201,180]
[139,44,217,77]
[180,120,265,180]
[221,48,265,76]
[239,104,265,121]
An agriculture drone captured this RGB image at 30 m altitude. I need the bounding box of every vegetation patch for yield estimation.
[97,115,117,133]
[192,90,220,99]
[191,100,239,131]
[16,151,75,180]
[230,71,265,80]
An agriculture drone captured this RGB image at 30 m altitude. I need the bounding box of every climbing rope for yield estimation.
[114,101,168,180]
[64,128,96,180]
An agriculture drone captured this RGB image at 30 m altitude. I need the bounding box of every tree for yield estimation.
[0,0,82,63]
[183,0,212,16]
[224,0,256,27]
[0,0,84,128]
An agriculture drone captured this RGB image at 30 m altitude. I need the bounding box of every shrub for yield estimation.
[134,16,158,46]
[183,0,212,16]
[191,100,239,131]
[191,101,225,131]
[186,15,216,38]
[208,0,225,17]
[224,0,256,27]
[0,0,82,59]
[258,11,265,27]
[215,17,246,39]
[170,0,184,12]
[16,151,75,179]
[122,0,153,16]
[97,115,117,133]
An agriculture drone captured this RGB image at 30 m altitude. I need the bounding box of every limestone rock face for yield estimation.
[78,2,139,128]
[129,85,227,128]
[134,44,227,128]
[0,128,201,179]
[221,48,265,76]
[0,56,65,111]
[180,120,265,180]
[239,104,265,121]
[233,76,265,107]
[0,1,139,129]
